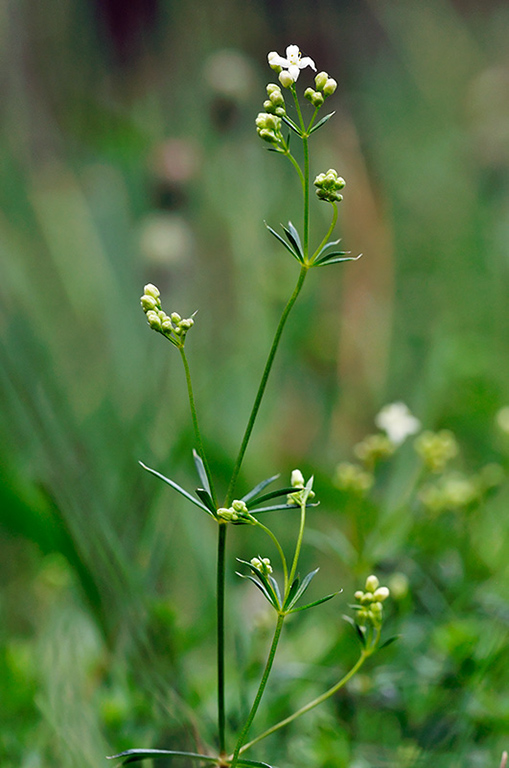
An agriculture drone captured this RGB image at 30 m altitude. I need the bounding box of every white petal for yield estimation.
[268,51,289,68]
[287,64,300,81]
[285,45,300,62]
[299,56,316,72]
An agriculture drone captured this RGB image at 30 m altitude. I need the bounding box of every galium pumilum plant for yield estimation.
[109,45,393,768]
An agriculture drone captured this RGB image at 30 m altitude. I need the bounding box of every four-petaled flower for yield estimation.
[268,45,316,83]
[375,402,421,446]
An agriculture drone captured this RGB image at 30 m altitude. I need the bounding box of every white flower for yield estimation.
[267,45,316,83]
[375,402,421,446]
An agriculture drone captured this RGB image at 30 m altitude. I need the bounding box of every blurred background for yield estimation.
[1,0,509,766]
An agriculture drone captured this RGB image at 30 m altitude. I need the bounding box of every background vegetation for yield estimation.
[1,0,509,766]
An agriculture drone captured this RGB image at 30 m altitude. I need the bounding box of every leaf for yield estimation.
[281,114,302,136]
[265,222,302,262]
[195,488,217,515]
[313,249,349,265]
[237,558,281,609]
[315,253,362,268]
[282,576,301,611]
[250,501,319,514]
[313,237,342,262]
[241,473,280,504]
[268,573,282,606]
[192,449,211,495]
[288,591,340,613]
[246,486,295,507]
[286,568,319,609]
[282,222,304,260]
[343,614,367,648]
[308,111,335,135]
[237,572,276,606]
[107,749,217,764]
[237,761,275,768]
[378,635,401,651]
[139,462,214,517]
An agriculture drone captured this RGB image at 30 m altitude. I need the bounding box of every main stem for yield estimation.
[225,266,308,506]
[229,614,285,768]
[217,523,227,755]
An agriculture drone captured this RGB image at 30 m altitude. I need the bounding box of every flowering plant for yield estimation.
[108,45,393,768]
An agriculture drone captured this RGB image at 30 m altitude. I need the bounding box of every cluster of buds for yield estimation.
[414,429,458,473]
[263,83,286,117]
[216,499,253,524]
[304,70,337,107]
[140,284,195,347]
[313,168,346,203]
[334,462,373,495]
[353,575,390,628]
[419,472,480,514]
[287,469,315,505]
[250,556,273,575]
[255,111,283,145]
[354,434,395,467]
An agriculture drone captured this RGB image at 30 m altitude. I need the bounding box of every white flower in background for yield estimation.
[375,402,421,445]
[267,45,316,82]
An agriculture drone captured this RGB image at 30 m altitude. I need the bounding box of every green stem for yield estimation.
[311,202,338,263]
[291,87,310,259]
[217,523,227,754]
[239,646,374,755]
[287,495,307,590]
[225,266,308,506]
[229,614,286,768]
[179,347,217,506]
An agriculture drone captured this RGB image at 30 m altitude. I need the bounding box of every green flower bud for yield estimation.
[278,70,294,88]
[161,320,173,333]
[179,318,194,330]
[217,507,236,521]
[274,106,286,117]
[170,312,182,323]
[304,87,315,102]
[267,52,282,73]
[232,499,248,515]
[141,294,158,312]
[323,78,337,96]
[266,83,280,95]
[291,469,305,488]
[269,89,285,107]
[311,92,324,107]
[250,556,273,575]
[315,71,329,91]
[354,590,364,600]
[146,311,162,330]
[143,283,160,300]
[365,574,380,593]
[263,99,276,114]
[373,586,390,602]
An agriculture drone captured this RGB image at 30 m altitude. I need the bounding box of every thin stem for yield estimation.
[217,523,227,754]
[311,202,338,263]
[229,614,285,768]
[284,149,305,191]
[287,495,307,590]
[291,87,309,259]
[306,105,320,133]
[239,647,372,755]
[179,347,217,507]
[253,519,288,592]
[225,266,308,506]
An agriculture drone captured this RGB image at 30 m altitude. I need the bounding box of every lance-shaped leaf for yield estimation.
[308,111,335,135]
[107,749,218,764]
[246,486,295,508]
[282,221,304,261]
[139,462,215,518]
[195,488,217,516]
[288,591,340,613]
[378,635,401,651]
[237,761,275,768]
[249,500,319,514]
[312,237,342,262]
[314,252,362,268]
[241,473,280,504]
[192,449,211,495]
[237,558,281,610]
[284,568,319,611]
[281,114,303,136]
[265,222,302,263]
[343,614,367,648]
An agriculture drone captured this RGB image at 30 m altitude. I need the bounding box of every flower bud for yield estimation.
[315,71,329,91]
[268,52,282,72]
[161,320,173,333]
[354,590,364,600]
[232,499,248,515]
[365,574,379,593]
[146,311,162,330]
[179,318,194,330]
[278,70,294,88]
[304,87,315,102]
[373,586,390,602]
[269,89,285,107]
[311,92,324,108]
[141,294,158,311]
[323,78,337,96]
[263,99,276,114]
[266,83,280,95]
[217,507,236,521]
[170,312,181,323]
[143,283,160,299]
[291,469,305,488]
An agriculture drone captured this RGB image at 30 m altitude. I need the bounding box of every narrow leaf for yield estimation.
[315,253,362,268]
[237,558,281,609]
[192,449,211,495]
[343,614,367,648]
[281,114,302,135]
[282,222,304,260]
[308,111,335,135]
[237,761,275,768]
[265,223,302,262]
[288,591,340,613]
[286,567,319,609]
[314,249,349,265]
[268,574,282,606]
[237,572,277,607]
[247,486,295,507]
[313,238,342,262]
[250,501,319,514]
[378,635,401,651]
[282,576,301,611]
[107,749,217,764]
[241,473,280,504]
[195,488,217,515]
[139,462,213,516]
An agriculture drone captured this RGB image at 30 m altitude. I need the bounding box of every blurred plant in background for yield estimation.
[1,0,509,767]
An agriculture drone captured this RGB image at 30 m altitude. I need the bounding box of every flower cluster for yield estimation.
[353,575,390,628]
[375,402,421,446]
[334,462,373,495]
[268,45,316,87]
[304,70,337,107]
[140,284,195,347]
[250,556,273,575]
[255,84,287,145]
[354,434,395,467]
[216,499,252,524]
[414,429,458,473]
[314,169,346,203]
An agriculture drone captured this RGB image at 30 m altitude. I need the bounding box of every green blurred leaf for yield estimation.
[139,462,215,517]
[108,749,217,764]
